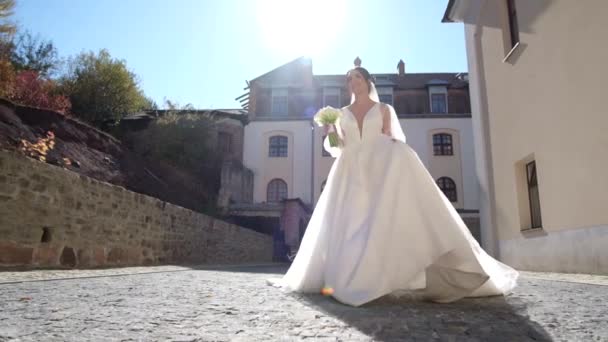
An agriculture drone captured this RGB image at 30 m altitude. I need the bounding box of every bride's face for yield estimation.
[347,70,369,95]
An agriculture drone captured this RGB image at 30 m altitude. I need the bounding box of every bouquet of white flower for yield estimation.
[314,106,342,147]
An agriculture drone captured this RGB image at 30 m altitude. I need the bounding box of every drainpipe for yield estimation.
[466,0,500,257]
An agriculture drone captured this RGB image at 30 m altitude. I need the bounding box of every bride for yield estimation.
[268,66,518,307]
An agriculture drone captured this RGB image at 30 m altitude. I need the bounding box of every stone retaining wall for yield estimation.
[0,150,272,268]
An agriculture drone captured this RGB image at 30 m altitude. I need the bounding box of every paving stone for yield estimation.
[0,264,606,341]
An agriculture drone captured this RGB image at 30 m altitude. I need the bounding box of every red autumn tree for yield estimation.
[9,70,71,114]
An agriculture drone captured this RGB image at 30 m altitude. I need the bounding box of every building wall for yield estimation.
[243,120,313,205]
[243,59,481,245]
[217,160,254,208]
[462,0,608,273]
[256,86,471,118]
[400,117,479,210]
[214,118,245,162]
[0,151,273,268]
[243,116,479,211]
[427,127,465,209]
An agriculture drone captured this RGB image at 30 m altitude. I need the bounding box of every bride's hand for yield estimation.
[382,130,397,142]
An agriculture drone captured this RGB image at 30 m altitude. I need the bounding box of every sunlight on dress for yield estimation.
[268,103,518,307]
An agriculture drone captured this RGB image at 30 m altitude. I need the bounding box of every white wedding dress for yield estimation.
[268,102,518,307]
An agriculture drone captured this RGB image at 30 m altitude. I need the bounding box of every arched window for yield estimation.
[267,179,288,203]
[269,135,288,157]
[433,133,453,156]
[436,177,457,202]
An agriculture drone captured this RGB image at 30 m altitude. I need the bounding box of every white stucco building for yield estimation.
[443,0,608,274]
[234,57,482,246]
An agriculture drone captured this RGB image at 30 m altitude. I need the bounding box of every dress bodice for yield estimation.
[339,102,384,146]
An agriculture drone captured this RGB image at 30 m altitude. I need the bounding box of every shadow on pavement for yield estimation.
[292,292,553,341]
[188,263,288,274]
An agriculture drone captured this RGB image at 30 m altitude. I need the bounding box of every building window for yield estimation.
[377,87,394,105]
[321,135,331,157]
[437,177,457,202]
[507,0,519,48]
[431,93,447,113]
[268,135,288,157]
[323,88,341,108]
[217,132,232,154]
[526,160,542,229]
[324,94,340,108]
[379,94,393,105]
[267,178,287,203]
[433,133,453,156]
[271,89,288,115]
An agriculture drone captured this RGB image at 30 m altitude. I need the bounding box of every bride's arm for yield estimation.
[381,103,404,142]
[323,120,344,158]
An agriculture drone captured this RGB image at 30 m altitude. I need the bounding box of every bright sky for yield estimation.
[15,0,465,109]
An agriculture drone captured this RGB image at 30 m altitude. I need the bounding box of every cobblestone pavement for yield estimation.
[0,264,606,341]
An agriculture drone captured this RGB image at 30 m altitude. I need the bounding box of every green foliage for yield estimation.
[0,58,14,97]
[10,30,60,77]
[125,111,223,212]
[61,49,150,127]
[132,113,219,172]
[0,0,15,62]
[0,0,15,38]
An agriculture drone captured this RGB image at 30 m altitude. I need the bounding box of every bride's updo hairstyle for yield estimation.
[347,66,376,94]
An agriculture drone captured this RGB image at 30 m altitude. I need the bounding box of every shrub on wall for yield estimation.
[124,112,222,215]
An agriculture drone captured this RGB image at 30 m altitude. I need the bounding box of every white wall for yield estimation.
[458,0,608,273]
[473,0,608,239]
[243,120,313,204]
[401,118,479,210]
[244,118,479,213]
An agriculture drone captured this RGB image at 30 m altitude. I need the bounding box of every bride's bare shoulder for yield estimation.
[379,102,390,114]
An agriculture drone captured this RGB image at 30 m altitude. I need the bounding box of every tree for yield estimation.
[10,31,60,77]
[0,0,15,39]
[163,98,194,111]
[0,1,17,98]
[9,70,71,113]
[123,106,223,213]
[0,58,14,97]
[0,0,16,87]
[61,49,150,127]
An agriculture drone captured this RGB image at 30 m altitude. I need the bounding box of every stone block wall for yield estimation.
[217,160,254,210]
[215,119,245,163]
[0,150,273,268]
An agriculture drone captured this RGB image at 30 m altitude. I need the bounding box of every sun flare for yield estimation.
[256,0,346,57]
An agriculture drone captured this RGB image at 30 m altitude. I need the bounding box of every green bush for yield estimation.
[125,112,223,213]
